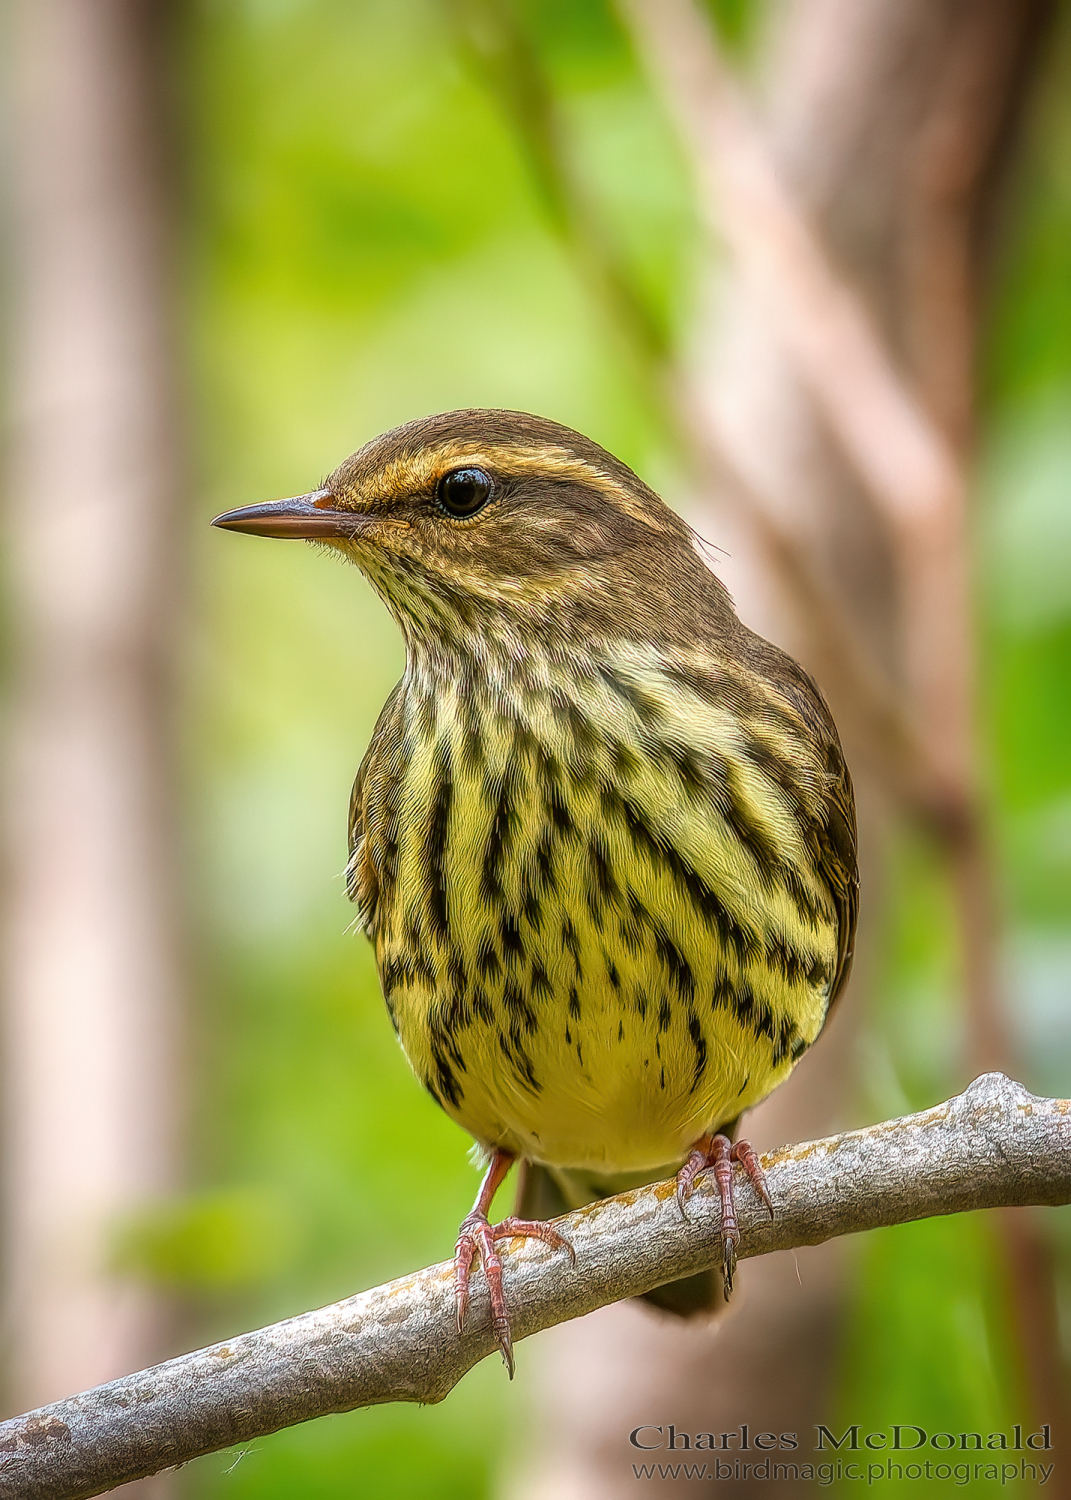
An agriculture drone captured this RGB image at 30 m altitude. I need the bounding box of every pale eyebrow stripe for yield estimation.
[359,443,667,531]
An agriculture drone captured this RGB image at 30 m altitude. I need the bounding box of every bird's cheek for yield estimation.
[335,520,410,560]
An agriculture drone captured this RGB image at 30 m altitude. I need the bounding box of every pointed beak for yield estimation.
[211,490,369,539]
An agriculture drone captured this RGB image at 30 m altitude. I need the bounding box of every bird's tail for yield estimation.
[515,1161,721,1318]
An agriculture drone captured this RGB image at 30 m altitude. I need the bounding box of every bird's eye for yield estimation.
[437,467,494,519]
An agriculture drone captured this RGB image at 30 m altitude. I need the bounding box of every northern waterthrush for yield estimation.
[214,409,858,1374]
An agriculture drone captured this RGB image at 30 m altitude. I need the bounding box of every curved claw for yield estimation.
[673,1133,773,1299]
[675,1145,710,1222]
[722,1230,739,1298]
[495,1215,577,1266]
[454,1228,478,1333]
[454,1212,574,1378]
[732,1138,775,1219]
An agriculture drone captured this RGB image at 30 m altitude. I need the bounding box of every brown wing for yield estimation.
[728,624,860,1013]
[346,755,370,913]
[768,650,859,1013]
[345,681,405,936]
[815,736,859,1012]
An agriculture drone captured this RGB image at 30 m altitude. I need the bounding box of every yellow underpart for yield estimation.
[366,649,838,1175]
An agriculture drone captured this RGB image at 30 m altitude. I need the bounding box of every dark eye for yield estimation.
[437,467,494,519]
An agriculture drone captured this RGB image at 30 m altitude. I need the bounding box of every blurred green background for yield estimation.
[147,0,1071,1493]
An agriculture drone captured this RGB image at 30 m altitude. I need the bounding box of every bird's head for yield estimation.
[212,409,732,653]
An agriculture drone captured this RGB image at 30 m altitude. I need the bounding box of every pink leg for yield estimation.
[675,1133,774,1297]
[455,1148,574,1377]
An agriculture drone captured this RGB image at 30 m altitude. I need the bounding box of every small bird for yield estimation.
[213,409,857,1374]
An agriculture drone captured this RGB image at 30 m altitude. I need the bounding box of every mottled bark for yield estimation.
[0,1075,1065,1500]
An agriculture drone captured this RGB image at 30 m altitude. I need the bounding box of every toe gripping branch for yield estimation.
[454,1149,574,1378]
[676,1134,774,1297]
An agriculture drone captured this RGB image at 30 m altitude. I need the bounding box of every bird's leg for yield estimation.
[675,1133,774,1298]
[454,1148,574,1378]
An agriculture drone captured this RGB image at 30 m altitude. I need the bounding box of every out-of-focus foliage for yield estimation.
[179,2,687,1493]
[840,12,1071,1487]
[988,10,1071,1150]
[167,1,1071,1494]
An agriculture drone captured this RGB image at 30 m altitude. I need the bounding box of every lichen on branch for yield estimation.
[1,1073,1068,1500]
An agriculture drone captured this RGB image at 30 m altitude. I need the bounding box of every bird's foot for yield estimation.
[675,1134,773,1298]
[455,1211,574,1377]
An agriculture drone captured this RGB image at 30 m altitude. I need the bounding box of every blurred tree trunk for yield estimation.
[506,2,1048,1495]
[2,0,185,1480]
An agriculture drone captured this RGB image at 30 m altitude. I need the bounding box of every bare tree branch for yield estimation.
[621,0,962,530]
[0,1073,1067,1500]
